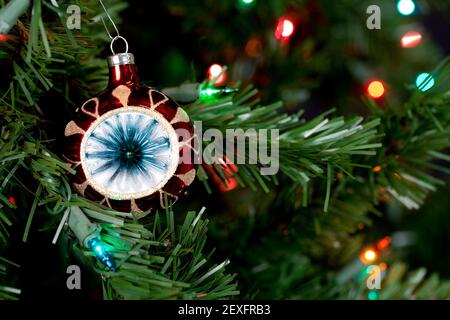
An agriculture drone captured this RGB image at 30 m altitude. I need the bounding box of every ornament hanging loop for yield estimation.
[110,35,129,55]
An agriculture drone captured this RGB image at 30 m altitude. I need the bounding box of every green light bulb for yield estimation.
[199,86,238,100]
[368,291,379,300]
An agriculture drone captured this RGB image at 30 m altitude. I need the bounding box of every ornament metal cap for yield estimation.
[107,53,135,66]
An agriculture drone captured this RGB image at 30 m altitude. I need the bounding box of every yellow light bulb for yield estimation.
[360,247,378,264]
[367,80,385,99]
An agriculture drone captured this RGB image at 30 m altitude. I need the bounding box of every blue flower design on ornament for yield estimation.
[84,111,173,196]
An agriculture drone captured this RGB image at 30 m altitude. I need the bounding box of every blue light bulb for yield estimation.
[88,237,117,271]
[397,0,415,16]
[415,72,435,92]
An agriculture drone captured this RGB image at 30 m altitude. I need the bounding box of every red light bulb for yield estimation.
[275,17,295,40]
[400,31,422,48]
[208,64,226,85]
[9,196,16,206]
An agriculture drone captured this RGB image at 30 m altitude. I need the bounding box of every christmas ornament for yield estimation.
[64,39,196,213]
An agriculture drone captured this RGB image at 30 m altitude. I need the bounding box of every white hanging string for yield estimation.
[98,0,119,39]
[98,0,128,54]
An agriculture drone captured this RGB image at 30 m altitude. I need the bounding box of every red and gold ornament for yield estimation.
[64,52,196,213]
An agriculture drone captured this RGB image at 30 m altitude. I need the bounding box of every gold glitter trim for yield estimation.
[64,121,85,137]
[170,107,190,124]
[177,168,196,186]
[103,197,112,209]
[148,89,169,110]
[62,155,81,166]
[81,98,100,119]
[130,199,144,214]
[159,190,178,208]
[112,85,131,107]
[73,180,89,196]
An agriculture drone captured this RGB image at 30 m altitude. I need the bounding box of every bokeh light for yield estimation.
[368,291,379,300]
[208,64,226,85]
[367,80,385,99]
[275,17,295,40]
[9,196,16,205]
[400,31,422,48]
[376,236,391,251]
[416,72,435,92]
[360,247,378,264]
[397,0,415,16]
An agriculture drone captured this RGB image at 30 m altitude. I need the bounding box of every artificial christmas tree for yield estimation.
[0,0,449,302]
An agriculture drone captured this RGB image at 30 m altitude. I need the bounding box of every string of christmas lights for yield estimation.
[337,232,416,300]
[209,0,431,103]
